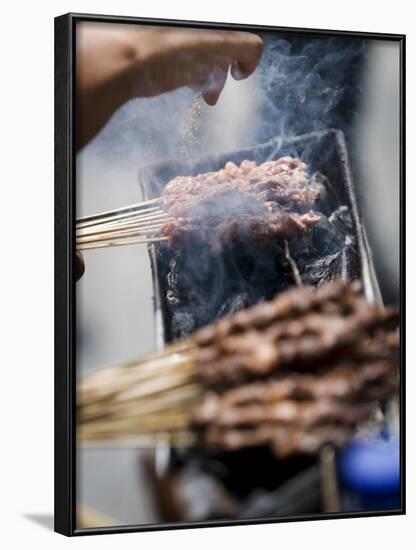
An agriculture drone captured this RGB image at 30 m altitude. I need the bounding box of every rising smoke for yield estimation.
[255,34,366,144]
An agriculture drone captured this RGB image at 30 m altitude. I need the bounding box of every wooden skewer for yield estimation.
[284,239,303,287]
[76,223,165,244]
[78,359,195,409]
[76,205,166,230]
[77,349,195,406]
[77,197,161,224]
[76,341,198,442]
[77,217,168,234]
[78,409,191,439]
[100,209,169,225]
[115,367,197,404]
[77,235,169,251]
[76,213,171,236]
[79,393,197,426]
[78,340,194,393]
[80,382,200,424]
[78,429,195,447]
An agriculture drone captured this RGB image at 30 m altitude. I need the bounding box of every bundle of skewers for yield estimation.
[76,198,170,251]
[77,279,399,458]
[76,157,321,252]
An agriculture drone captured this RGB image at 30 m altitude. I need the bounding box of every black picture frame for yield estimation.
[54,12,406,537]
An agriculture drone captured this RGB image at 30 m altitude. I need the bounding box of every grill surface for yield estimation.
[138,129,382,522]
[139,129,381,347]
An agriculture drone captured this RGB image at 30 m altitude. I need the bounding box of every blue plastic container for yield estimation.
[338,435,400,511]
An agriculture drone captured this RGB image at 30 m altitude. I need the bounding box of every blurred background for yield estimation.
[76,27,400,526]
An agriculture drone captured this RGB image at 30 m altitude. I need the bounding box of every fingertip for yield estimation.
[201,68,228,106]
[230,61,246,80]
[202,90,220,106]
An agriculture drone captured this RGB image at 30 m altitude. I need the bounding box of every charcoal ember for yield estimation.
[310,210,352,255]
[171,310,195,339]
[166,290,179,305]
[289,208,358,286]
[167,257,179,293]
[329,205,355,233]
[217,293,251,319]
[163,233,294,338]
[299,242,356,287]
[310,171,340,215]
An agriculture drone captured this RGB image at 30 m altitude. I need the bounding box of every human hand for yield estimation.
[76,24,264,147]
[133,27,264,105]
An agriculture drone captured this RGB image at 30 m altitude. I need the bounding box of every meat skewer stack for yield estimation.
[77,280,399,458]
[76,157,321,251]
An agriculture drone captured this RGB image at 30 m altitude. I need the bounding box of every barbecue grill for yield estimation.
[137,128,385,522]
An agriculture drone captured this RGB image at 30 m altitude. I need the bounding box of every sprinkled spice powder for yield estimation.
[181,93,202,158]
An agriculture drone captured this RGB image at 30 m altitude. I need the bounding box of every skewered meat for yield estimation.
[161,210,320,253]
[191,280,399,457]
[203,424,356,458]
[160,158,321,250]
[162,158,317,215]
[194,279,362,346]
[195,281,399,387]
[193,361,397,425]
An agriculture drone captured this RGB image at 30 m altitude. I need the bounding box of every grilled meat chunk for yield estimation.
[160,157,320,250]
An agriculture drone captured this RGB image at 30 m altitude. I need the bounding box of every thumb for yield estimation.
[75,251,85,281]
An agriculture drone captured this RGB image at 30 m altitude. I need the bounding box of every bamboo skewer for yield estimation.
[76,213,171,236]
[80,384,199,425]
[76,206,166,230]
[75,199,173,250]
[79,431,196,448]
[77,198,161,225]
[77,235,169,251]
[77,341,199,441]
[78,418,192,441]
[76,223,167,244]
[77,342,194,401]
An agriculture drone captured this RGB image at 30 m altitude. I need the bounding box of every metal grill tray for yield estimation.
[138,129,382,522]
[139,128,381,347]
